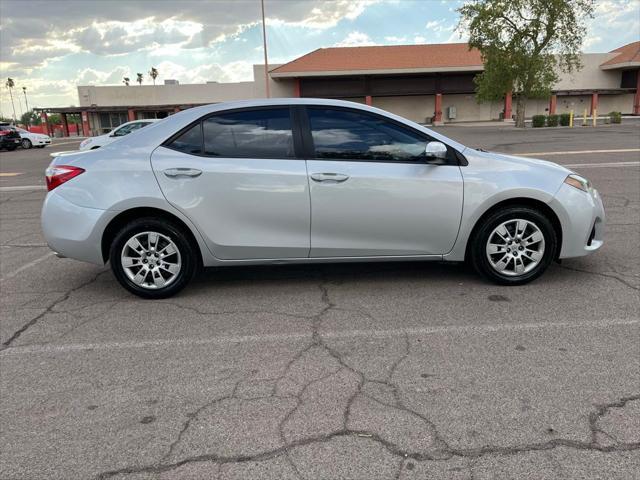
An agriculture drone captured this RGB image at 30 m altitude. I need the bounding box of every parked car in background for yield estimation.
[16,127,51,149]
[0,123,21,151]
[42,99,605,298]
[79,119,159,151]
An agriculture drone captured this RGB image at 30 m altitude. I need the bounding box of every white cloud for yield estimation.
[583,0,640,52]
[335,31,376,47]
[384,35,407,43]
[413,35,427,44]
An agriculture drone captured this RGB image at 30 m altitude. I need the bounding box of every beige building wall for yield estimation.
[372,95,435,123]
[598,93,635,114]
[78,82,256,107]
[553,53,622,91]
[253,65,295,98]
[441,94,503,122]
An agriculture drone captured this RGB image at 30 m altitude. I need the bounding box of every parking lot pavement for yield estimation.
[1,126,639,479]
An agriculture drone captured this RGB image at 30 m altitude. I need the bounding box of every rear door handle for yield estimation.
[163,168,202,178]
[310,172,350,183]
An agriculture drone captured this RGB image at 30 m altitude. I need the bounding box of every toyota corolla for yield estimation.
[41,99,605,298]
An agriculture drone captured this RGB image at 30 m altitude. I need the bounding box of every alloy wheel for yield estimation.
[485,219,545,276]
[120,231,182,289]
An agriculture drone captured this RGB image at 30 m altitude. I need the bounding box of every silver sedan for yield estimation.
[41,99,605,298]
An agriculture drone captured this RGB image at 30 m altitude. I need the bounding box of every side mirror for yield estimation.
[424,141,448,163]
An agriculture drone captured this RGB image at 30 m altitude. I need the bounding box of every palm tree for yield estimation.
[123,77,130,86]
[136,73,143,85]
[5,78,17,122]
[22,86,29,112]
[149,67,158,85]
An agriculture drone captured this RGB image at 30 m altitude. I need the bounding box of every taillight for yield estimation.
[45,165,85,191]
[0,130,9,136]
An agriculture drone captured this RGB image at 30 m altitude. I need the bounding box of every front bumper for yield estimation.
[41,191,116,265]
[33,138,51,146]
[550,183,605,259]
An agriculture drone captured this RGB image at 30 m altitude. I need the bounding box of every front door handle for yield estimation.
[163,168,202,178]
[310,172,350,183]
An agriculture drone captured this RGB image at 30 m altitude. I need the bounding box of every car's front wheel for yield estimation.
[109,218,197,298]
[470,206,557,285]
[21,138,32,149]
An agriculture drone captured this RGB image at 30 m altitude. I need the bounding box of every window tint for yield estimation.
[168,123,202,155]
[202,108,294,158]
[308,108,429,162]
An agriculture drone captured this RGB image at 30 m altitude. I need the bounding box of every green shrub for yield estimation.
[559,113,571,126]
[609,111,622,124]
[547,114,559,127]
[532,115,546,128]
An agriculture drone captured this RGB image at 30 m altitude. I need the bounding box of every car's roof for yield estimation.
[108,98,468,154]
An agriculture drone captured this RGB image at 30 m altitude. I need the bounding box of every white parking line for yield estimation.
[52,140,83,146]
[0,252,54,283]
[564,161,640,168]
[0,185,46,192]
[519,148,640,156]
[2,318,637,355]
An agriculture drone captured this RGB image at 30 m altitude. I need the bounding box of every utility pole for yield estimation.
[261,0,270,98]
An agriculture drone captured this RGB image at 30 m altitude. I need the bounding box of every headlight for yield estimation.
[564,174,591,193]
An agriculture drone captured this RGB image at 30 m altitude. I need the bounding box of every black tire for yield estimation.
[469,206,557,286]
[21,138,32,149]
[109,217,198,299]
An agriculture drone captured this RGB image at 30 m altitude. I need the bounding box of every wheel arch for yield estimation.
[101,207,204,266]
[464,197,563,261]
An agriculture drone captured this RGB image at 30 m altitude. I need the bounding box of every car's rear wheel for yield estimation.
[109,218,197,298]
[21,138,32,149]
[470,206,557,285]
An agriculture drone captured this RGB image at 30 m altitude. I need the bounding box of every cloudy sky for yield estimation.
[0,0,638,117]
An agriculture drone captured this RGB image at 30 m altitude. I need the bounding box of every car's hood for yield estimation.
[465,148,572,175]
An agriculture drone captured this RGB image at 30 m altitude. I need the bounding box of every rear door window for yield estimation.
[167,123,203,155]
[202,108,294,158]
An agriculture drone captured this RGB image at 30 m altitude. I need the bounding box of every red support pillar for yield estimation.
[61,113,70,137]
[634,71,640,115]
[504,91,513,121]
[127,109,136,121]
[590,93,598,116]
[365,95,372,106]
[549,94,557,115]
[294,78,301,98]
[433,93,443,125]
[40,112,49,136]
[81,111,90,137]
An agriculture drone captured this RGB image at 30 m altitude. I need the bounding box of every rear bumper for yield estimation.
[41,191,115,265]
[550,184,605,259]
[1,137,21,148]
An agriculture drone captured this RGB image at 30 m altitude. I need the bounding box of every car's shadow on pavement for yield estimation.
[192,260,474,286]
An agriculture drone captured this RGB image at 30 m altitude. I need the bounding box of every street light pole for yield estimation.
[261,0,270,98]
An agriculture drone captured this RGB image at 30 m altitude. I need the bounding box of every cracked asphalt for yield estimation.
[1,125,639,480]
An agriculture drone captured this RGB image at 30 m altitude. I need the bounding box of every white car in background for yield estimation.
[16,128,51,149]
[79,119,159,151]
